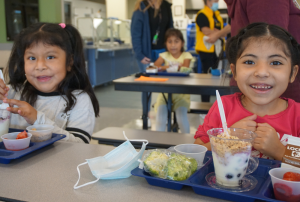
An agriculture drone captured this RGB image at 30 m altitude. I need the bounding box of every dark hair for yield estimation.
[164,28,185,52]
[203,0,207,5]
[226,22,300,77]
[6,22,99,117]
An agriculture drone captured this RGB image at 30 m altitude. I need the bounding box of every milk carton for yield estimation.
[282,136,300,171]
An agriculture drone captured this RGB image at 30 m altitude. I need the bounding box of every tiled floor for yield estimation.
[91,83,216,144]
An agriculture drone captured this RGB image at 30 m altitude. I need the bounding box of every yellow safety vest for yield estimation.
[195,5,224,53]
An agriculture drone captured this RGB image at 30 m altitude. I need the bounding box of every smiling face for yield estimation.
[24,42,70,93]
[166,35,183,57]
[231,37,298,107]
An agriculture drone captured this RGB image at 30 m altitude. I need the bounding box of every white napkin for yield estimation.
[203,36,222,57]
[203,36,213,50]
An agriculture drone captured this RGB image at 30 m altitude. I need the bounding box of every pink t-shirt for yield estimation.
[194,93,300,159]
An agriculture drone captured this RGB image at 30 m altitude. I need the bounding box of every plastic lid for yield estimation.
[0,103,9,109]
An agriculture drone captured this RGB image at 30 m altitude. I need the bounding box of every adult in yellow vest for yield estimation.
[195,0,231,102]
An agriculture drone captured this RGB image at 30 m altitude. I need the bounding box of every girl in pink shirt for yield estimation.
[195,22,300,160]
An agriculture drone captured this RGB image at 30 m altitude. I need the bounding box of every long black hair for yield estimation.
[164,28,185,52]
[226,22,300,77]
[6,22,99,117]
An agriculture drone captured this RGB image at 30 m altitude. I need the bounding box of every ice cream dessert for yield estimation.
[210,131,252,186]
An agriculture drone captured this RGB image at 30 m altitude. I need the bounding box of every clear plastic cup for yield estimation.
[207,128,258,187]
[269,168,300,202]
[0,109,10,142]
[166,62,179,73]
[26,124,54,142]
[174,144,207,167]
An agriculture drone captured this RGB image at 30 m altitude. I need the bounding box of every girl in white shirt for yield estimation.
[0,23,99,143]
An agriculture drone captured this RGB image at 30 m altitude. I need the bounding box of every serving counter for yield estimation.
[85,44,139,87]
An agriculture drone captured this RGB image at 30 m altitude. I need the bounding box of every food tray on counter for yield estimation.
[146,71,190,77]
[131,151,282,202]
[0,128,66,164]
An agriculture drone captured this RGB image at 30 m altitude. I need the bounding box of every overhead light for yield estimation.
[93,18,103,29]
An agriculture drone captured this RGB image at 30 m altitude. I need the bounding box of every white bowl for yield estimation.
[269,167,300,201]
[26,125,54,142]
[1,132,32,151]
[174,144,207,166]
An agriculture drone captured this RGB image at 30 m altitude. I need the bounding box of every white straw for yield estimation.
[0,70,4,83]
[216,90,229,137]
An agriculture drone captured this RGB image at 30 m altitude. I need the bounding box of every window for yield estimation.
[5,0,39,41]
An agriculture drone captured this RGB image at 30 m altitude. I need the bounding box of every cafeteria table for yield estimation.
[0,141,228,202]
[92,127,194,148]
[113,73,239,131]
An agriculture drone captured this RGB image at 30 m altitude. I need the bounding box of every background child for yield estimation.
[194,22,300,160]
[154,28,193,133]
[0,22,99,143]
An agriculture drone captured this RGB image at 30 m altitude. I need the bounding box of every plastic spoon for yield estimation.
[216,90,229,137]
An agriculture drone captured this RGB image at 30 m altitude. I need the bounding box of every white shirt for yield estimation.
[7,88,95,143]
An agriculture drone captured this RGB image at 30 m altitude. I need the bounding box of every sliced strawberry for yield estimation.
[16,131,28,139]
[283,172,300,182]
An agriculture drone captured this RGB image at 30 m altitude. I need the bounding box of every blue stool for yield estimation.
[191,53,202,73]
[151,49,166,62]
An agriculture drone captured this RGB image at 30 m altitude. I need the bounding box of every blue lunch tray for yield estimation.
[131,151,282,202]
[0,128,66,164]
[146,71,190,77]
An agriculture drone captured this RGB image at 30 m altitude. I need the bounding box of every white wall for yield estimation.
[106,0,128,19]
[127,0,136,19]
[0,51,11,69]
[186,0,227,9]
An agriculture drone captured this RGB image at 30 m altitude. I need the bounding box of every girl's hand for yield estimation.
[206,31,219,44]
[230,114,257,131]
[194,138,211,151]
[253,123,286,160]
[178,63,183,70]
[158,66,169,71]
[3,99,37,125]
[0,79,9,100]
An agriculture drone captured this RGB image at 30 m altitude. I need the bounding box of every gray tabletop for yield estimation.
[113,73,239,95]
[0,142,228,202]
[92,127,195,148]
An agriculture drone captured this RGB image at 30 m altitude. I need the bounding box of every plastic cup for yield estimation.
[174,144,207,166]
[207,128,258,187]
[166,62,179,73]
[269,168,300,202]
[26,124,54,142]
[0,109,10,142]
[1,132,32,151]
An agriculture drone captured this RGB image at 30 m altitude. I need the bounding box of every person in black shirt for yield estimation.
[131,0,173,127]
[195,0,231,102]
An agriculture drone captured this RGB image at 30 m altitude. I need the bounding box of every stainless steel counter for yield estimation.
[85,44,132,52]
